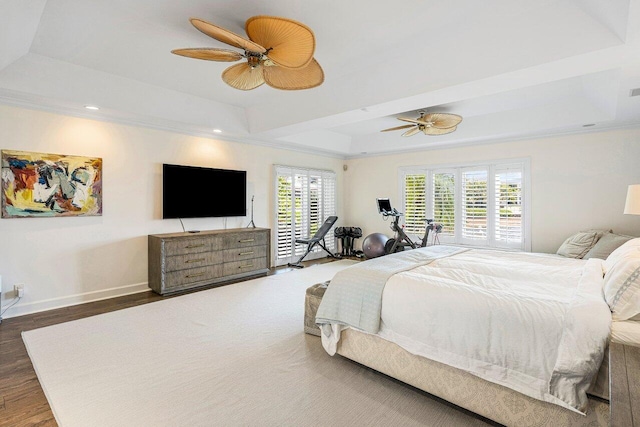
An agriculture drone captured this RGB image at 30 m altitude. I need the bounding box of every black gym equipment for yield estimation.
[376,198,442,254]
[288,216,339,268]
[334,226,363,257]
[377,198,417,254]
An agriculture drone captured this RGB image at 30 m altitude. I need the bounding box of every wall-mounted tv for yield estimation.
[163,164,246,219]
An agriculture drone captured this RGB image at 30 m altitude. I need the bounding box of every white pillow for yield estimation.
[556,231,600,259]
[604,238,640,272]
[604,253,640,321]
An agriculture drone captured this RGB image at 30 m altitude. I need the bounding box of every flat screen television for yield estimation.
[163,164,246,219]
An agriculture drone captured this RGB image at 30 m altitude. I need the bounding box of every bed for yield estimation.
[315,241,640,426]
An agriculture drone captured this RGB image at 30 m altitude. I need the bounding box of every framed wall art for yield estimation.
[1,150,102,218]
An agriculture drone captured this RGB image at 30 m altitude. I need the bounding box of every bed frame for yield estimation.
[336,328,610,427]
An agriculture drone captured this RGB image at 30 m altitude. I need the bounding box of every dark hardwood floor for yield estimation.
[0,258,341,427]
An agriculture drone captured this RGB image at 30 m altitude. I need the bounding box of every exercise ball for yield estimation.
[362,233,389,259]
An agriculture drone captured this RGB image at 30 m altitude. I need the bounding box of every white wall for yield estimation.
[0,105,344,318]
[344,128,640,254]
[3,104,640,319]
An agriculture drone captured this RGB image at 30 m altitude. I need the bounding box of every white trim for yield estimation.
[522,158,532,252]
[0,282,151,319]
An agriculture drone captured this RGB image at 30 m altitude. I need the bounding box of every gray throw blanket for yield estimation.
[316,246,468,335]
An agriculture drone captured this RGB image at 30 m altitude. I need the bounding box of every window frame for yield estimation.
[399,158,531,251]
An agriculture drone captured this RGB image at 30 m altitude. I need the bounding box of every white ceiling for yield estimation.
[0,0,639,157]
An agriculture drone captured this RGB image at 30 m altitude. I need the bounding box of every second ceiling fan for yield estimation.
[381,111,463,137]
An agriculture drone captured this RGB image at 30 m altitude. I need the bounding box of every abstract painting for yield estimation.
[1,150,102,218]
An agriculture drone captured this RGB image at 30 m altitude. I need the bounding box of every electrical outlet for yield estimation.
[14,284,24,298]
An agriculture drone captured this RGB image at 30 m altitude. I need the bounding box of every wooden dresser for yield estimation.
[148,228,270,295]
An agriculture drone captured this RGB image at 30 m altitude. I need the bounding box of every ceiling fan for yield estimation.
[172,16,323,91]
[381,111,463,137]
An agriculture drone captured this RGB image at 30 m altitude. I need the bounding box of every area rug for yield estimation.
[23,261,489,427]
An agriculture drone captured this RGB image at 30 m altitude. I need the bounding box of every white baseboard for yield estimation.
[0,282,151,320]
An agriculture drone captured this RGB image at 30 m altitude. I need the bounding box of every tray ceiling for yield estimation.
[0,0,638,157]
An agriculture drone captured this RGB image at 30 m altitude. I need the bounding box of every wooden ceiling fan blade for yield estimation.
[426,113,463,129]
[222,63,265,90]
[171,48,243,62]
[423,125,457,135]
[262,58,323,90]
[190,18,266,54]
[381,124,415,132]
[246,16,315,69]
[402,127,421,137]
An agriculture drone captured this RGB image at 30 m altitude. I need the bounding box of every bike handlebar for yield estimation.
[381,208,403,217]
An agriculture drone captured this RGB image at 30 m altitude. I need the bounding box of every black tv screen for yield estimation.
[163,164,246,219]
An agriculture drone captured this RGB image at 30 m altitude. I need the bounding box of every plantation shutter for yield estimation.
[309,174,321,238]
[403,173,427,234]
[494,165,524,248]
[275,170,294,262]
[322,172,337,252]
[432,172,455,236]
[274,166,337,266]
[293,172,310,258]
[461,170,488,242]
[401,160,529,250]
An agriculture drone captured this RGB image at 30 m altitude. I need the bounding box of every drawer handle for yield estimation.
[186,272,206,278]
[239,251,254,256]
[186,244,205,249]
[239,264,253,269]
[185,258,205,264]
[239,239,254,243]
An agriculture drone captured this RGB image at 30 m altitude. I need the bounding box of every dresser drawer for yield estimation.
[223,258,268,276]
[164,251,222,272]
[222,245,267,263]
[165,264,223,289]
[163,236,221,256]
[223,232,267,249]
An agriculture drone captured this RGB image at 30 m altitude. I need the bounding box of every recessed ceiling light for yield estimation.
[84,105,100,111]
[583,123,596,127]
[213,129,222,133]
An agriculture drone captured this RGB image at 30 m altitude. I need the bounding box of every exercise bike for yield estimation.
[376,198,442,254]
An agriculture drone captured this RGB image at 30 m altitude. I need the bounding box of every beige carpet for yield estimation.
[23,261,492,427]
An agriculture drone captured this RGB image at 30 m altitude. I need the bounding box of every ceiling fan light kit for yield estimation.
[172,16,323,91]
[381,111,463,137]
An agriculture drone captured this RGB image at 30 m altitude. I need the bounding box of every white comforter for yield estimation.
[359,249,610,412]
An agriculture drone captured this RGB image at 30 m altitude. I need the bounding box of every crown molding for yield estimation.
[3,88,639,162]
[344,121,640,159]
[0,89,348,160]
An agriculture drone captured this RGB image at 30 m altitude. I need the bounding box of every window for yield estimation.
[400,160,529,250]
[495,165,523,246]
[461,169,488,242]
[274,166,337,266]
[403,174,426,234]
[433,172,455,237]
